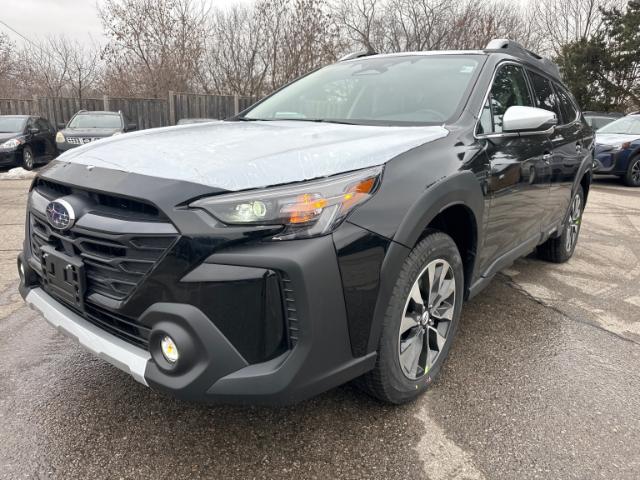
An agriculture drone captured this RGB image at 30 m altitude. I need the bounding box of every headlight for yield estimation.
[55,132,65,143]
[614,142,631,151]
[191,166,383,240]
[0,138,22,149]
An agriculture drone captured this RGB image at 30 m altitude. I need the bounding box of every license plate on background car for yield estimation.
[39,245,86,310]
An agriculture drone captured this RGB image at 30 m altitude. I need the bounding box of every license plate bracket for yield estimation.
[40,245,86,309]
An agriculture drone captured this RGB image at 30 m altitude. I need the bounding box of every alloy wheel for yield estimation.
[398,259,455,380]
[565,193,582,252]
[631,160,640,185]
[24,150,34,169]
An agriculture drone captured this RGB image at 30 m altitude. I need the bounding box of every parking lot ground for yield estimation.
[0,175,638,480]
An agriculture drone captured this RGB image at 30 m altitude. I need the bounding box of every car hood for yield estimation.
[57,120,449,191]
[595,133,640,146]
[0,133,21,142]
[62,128,121,137]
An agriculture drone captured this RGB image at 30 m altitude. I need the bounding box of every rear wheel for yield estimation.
[537,185,584,263]
[623,155,640,187]
[360,232,464,404]
[22,146,35,171]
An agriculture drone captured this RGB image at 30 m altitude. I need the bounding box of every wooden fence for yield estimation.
[0,93,257,130]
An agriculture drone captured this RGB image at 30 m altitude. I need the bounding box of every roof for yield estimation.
[0,114,31,118]
[339,39,561,80]
[75,110,121,115]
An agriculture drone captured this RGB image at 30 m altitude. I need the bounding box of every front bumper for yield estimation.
[56,142,77,153]
[0,149,19,166]
[593,148,632,174]
[20,201,380,405]
[23,286,150,385]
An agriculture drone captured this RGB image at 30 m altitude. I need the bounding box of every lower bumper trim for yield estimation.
[25,287,150,386]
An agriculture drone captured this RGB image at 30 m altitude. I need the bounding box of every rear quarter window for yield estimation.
[528,71,562,121]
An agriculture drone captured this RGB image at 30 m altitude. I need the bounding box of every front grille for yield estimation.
[281,274,300,347]
[34,179,164,221]
[66,137,101,145]
[30,214,177,301]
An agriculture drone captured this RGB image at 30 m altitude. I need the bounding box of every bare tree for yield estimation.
[99,0,210,97]
[205,5,270,96]
[19,36,72,97]
[0,33,18,96]
[67,39,102,100]
[531,0,626,55]
[334,0,386,52]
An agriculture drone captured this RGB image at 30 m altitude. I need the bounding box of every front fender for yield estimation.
[392,170,484,249]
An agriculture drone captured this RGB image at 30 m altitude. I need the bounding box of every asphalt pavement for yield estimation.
[0,172,638,480]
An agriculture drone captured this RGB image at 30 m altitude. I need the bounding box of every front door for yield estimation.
[476,63,552,275]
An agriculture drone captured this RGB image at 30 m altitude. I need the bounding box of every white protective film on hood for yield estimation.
[595,133,640,146]
[58,120,449,191]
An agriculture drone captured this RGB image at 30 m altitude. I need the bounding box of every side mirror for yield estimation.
[57,122,66,129]
[28,127,40,134]
[502,106,557,134]
[127,123,138,131]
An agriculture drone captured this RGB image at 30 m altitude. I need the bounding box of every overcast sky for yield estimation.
[0,0,254,46]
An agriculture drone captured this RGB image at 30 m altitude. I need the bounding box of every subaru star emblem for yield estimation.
[46,199,76,231]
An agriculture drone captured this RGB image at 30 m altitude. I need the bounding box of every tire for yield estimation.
[359,232,464,404]
[22,146,35,171]
[537,185,584,263]
[623,155,640,187]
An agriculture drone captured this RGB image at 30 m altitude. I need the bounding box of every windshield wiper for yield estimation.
[271,118,360,125]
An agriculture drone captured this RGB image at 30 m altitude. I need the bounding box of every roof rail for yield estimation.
[485,39,561,80]
[339,50,378,62]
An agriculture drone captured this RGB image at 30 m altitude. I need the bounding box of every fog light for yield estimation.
[160,335,179,363]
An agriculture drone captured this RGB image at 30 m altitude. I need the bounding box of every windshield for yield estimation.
[597,116,640,135]
[0,117,27,133]
[244,55,482,126]
[68,114,122,129]
[585,116,617,130]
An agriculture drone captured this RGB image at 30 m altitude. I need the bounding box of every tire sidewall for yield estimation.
[378,233,464,403]
[625,156,640,187]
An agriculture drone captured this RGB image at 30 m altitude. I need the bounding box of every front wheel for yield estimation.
[537,185,584,263]
[359,232,464,404]
[623,155,640,187]
[22,146,35,171]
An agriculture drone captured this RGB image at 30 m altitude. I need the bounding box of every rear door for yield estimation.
[477,63,553,272]
[527,71,582,231]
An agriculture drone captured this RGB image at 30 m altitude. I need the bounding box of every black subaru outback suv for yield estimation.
[18,39,593,405]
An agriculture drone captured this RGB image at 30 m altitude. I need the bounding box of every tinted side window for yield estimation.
[479,64,533,134]
[35,118,49,132]
[529,72,561,120]
[555,85,578,124]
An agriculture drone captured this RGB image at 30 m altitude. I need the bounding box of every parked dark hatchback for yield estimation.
[56,110,137,152]
[0,115,57,170]
[19,40,593,405]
